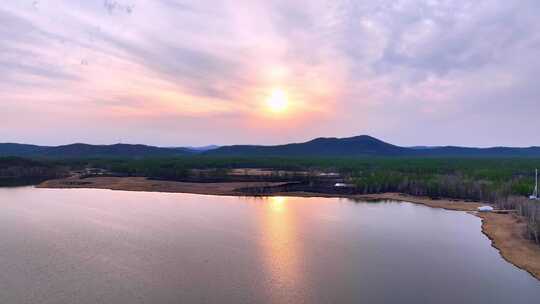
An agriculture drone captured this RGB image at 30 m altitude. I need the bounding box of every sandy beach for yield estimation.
[477,212,540,280]
[38,176,540,280]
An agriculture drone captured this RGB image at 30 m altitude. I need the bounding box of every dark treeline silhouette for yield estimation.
[0,157,68,186]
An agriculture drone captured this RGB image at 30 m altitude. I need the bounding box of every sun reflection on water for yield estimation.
[258,196,308,302]
[268,196,286,212]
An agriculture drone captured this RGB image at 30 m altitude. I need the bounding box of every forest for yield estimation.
[71,156,540,197]
[0,157,69,186]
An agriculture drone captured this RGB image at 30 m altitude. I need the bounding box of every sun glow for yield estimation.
[269,196,287,212]
[265,89,289,113]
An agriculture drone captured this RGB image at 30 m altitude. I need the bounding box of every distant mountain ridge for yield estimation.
[0,143,193,158]
[206,135,540,157]
[1,135,540,158]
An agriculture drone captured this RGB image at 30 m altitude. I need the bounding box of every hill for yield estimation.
[412,146,540,157]
[0,143,193,158]
[207,135,540,157]
[207,135,410,157]
[2,136,540,158]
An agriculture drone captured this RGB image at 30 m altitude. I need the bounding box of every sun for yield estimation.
[265,89,289,113]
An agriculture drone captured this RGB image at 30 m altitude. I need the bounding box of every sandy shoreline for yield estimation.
[477,213,540,280]
[38,176,540,280]
[38,176,289,196]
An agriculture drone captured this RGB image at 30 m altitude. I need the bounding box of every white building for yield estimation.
[478,206,494,212]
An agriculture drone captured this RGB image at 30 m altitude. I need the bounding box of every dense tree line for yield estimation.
[65,157,540,199]
[0,157,68,186]
[494,196,540,245]
[351,172,503,201]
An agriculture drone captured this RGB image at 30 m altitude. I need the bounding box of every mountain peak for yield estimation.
[209,135,405,157]
[307,134,381,143]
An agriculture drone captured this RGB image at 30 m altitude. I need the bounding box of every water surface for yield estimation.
[0,187,538,303]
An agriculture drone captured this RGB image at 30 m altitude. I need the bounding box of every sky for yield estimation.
[1,0,539,147]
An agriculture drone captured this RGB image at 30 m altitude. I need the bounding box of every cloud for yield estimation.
[0,0,539,146]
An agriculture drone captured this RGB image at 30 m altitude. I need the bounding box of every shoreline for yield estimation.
[38,176,540,280]
[477,213,540,280]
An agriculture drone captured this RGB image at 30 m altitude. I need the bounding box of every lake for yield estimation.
[0,187,538,303]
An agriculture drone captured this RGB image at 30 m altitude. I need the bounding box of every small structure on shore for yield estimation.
[530,169,538,200]
[478,206,494,212]
[320,172,340,177]
[334,182,353,188]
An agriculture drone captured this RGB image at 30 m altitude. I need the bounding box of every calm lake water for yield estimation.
[0,187,539,303]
